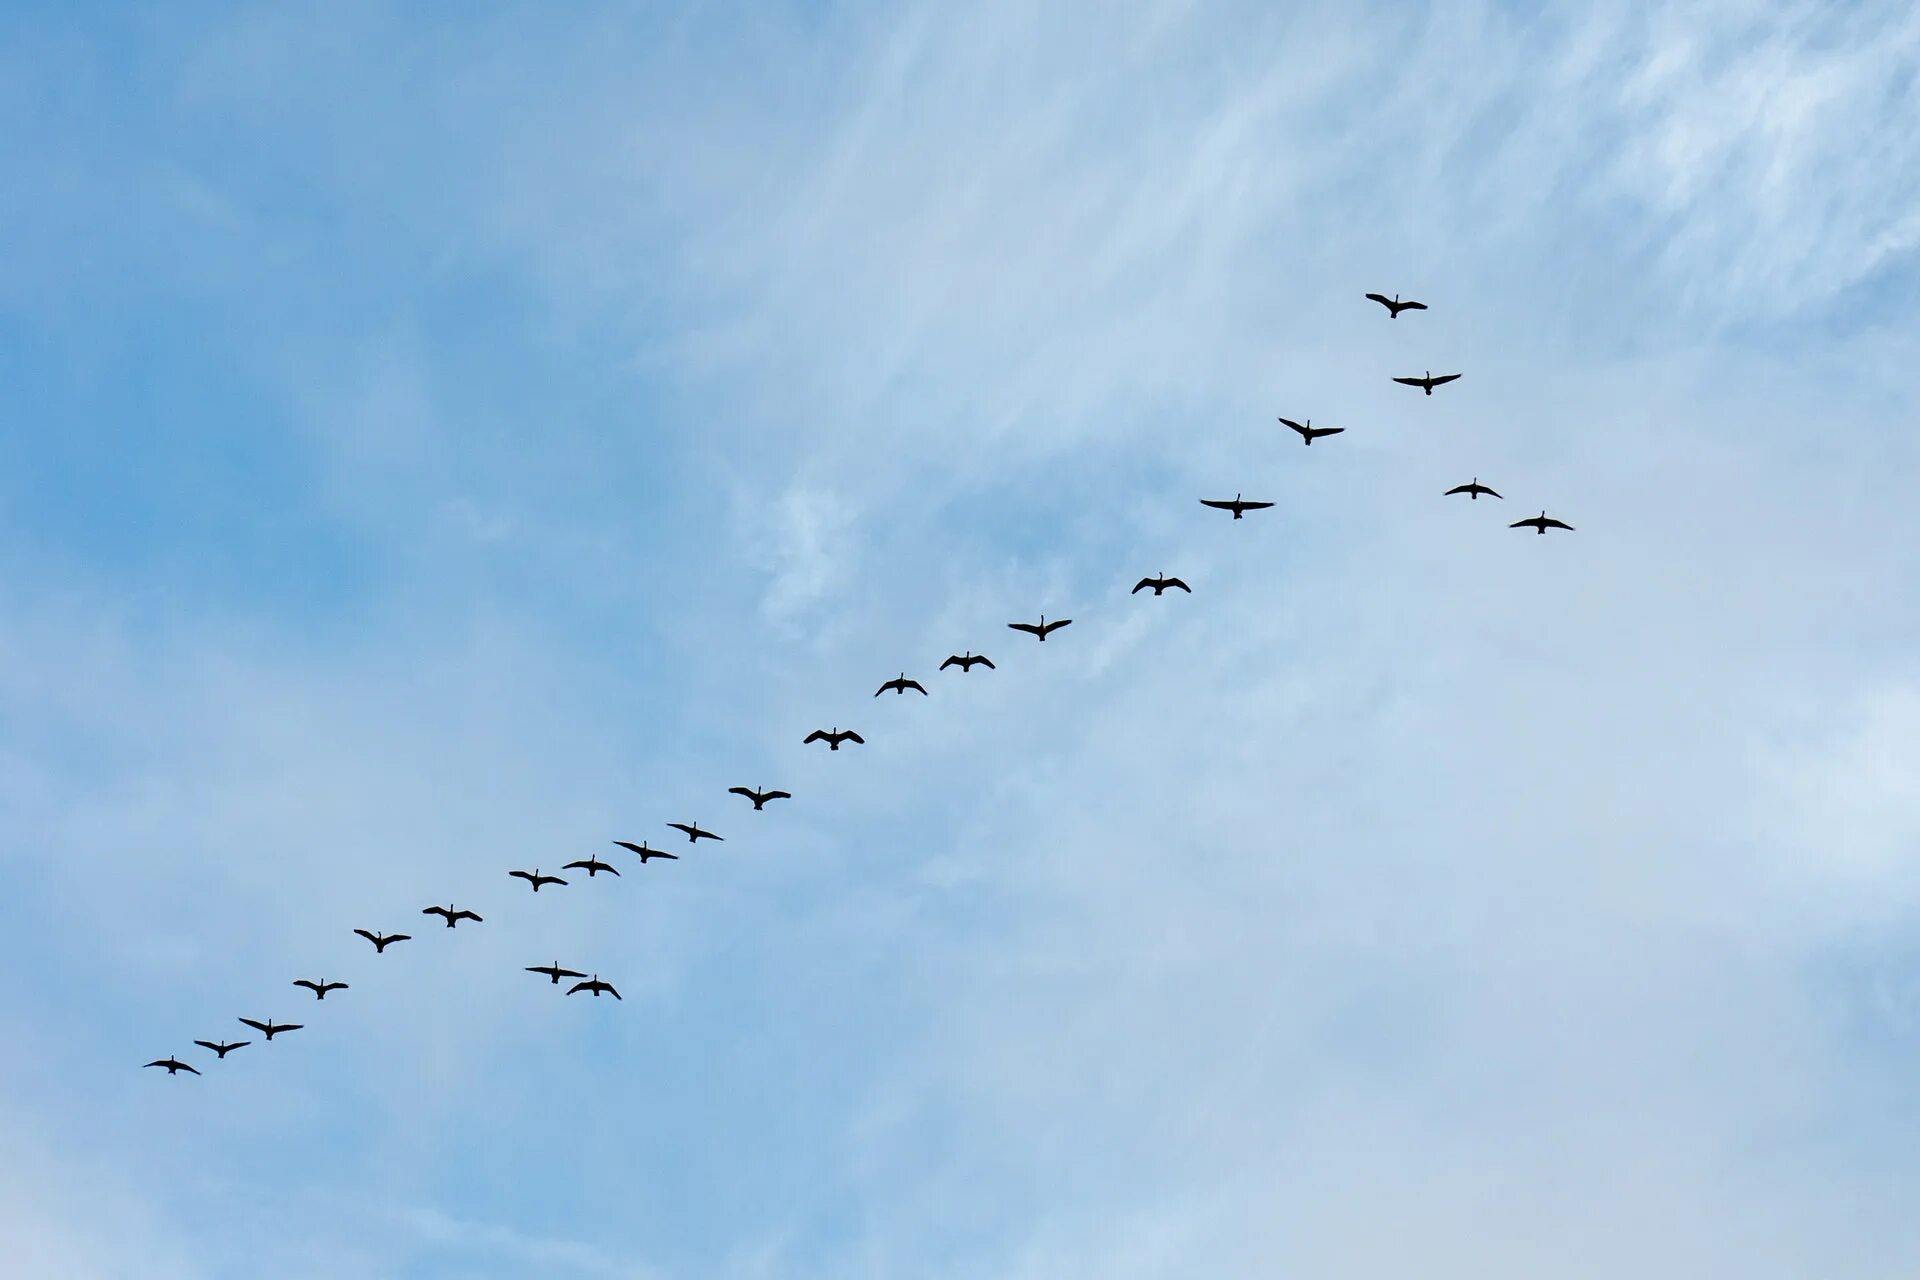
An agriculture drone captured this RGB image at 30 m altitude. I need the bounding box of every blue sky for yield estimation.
[3,1,1920,1275]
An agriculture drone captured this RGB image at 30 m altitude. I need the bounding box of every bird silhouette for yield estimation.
[613,839,681,862]
[1364,292,1428,318]
[238,1017,302,1041]
[667,821,723,843]
[874,673,928,696]
[568,974,622,999]
[509,868,568,892]
[146,1056,200,1075]
[1279,417,1345,445]
[939,651,995,672]
[423,905,483,928]
[729,785,793,810]
[804,727,865,751]
[354,928,411,953]
[1511,510,1574,535]
[562,855,620,878]
[1200,494,1274,519]
[1008,615,1072,641]
[293,979,348,1000]
[1445,478,1502,500]
[1132,574,1191,595]
[193,1039,248,1059]
[527,962,587,985]
[1392,370,1462,395]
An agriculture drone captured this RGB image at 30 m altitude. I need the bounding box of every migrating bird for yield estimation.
[729,785,793,810]
[1392,370,1462,396]
[1200,494,1274,520]
[667,821,723,844]
[353,928,411,953]
[940,651,995,672]
[238,1017,302,1042]
[423,904,483,928]
[193,1039,249,1059]
[613,839,680,862]
[568,974,622,1000]
[145,1056,200,1075]
[293,979,348,1000]
[1365,292,1428,318]
[1511,510,1575,535]
[874,673,928,697]
[804,727,865,751]
[1445,478,1502,500]
[526,962,587,986]
[509,868,568,892]
[562,854,620,878]
[1008,615,1072,641]
[1132,574,1191,595]
[1279,417,1345,445]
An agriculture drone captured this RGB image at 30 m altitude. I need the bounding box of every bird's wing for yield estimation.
[599,864,619,876]
[562,860,591,871]
[1278,417,1307,432]
[905,681,927,694]
[1402,300,1428,311]
[1131,579,1151,592]
[845,730,866,743]
[457,911,482,922]
[423,906,449,918]
[1444,484,1471,495]
[193,1041,221,1053]
[767,790,793,800]
[1392,376,1422,386]
[728,786,755,798]
[1167,578,1191,591]
[1242,500,1275,510]
[1364,293,1392,308]
[873,683,887,696]
[939,656,958,669]
[1200,499,1232,509]
[802,730,826,743]
[526,965,554,976]
[668,821,694,834]
[613,841,643,854]
[1545,518,1573,530]
[145,1059,169,1068]
[509,870,533,881]
[1045,618,1073,632]
[239,1018,269,1033]
[608,986,623,1000]
[1482,487,1504,498]
[1317,427,1346,436]
[328,983,349,992]
[1510,518,1540,528]
[558,967,586,979]
[1008,622,1041,635]
[1431,373,1462,385]
[976,655,996,668]
[389,933,411,944]
[567,980,589,994]
[294,980,320,993]
[280,1023,304,1033]
[354,928,376,943]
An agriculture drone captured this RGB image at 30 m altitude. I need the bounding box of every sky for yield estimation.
[2,0,1919,1275]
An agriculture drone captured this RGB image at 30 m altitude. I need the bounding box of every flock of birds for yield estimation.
[144,289,1575,1077]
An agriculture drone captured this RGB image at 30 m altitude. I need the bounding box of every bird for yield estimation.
[803,727,865,751]
[667,821,723,844]
[568,974,622,999]
[939,651,995,672]
[145,1056,200,1075]
[729,785,793,810]
[561,854,620,878]
[526,962,588,986]
[293,979,348,1000]
[1008,615,1072,641]
[193,1039,249,1059]
[1510,510,1574,535]
[1279,417,1345,445]
[423,905,483,928]
[238,1017,302,1042]
[1392,370,1462,396]
[1132,574,1191,595]
[1365,292,1428,318]
[1200,494,1274,519]
[874,673,928,697]
[613,839,680,862]
[1445,478,1502,500]
[509,868,568,892]
[353,928,411,953]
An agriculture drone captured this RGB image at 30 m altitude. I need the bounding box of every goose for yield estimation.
[561,855,620,878]
[293,979,348,1000]
[1008,615,1072,641]
[1364,292,1428,318]
[238,1017,302,1041]
[193,1039,249,1059]
[353,928,411,953]
[803,727,865,751]
[568,974,622,999]
[1279,417,1345,445]
[1391,370,1462,395]
[939,651,995,672]
[729,785,793,810]
[667,821,723,843]
[1132,574,1191,595]
[145,1056,200,1075]
[1511,511,1574,535]
[874,673,928,696]
[613,839,680,862]
[508,868,568,892]
[1445,478,1502,500]
[1200,494,1274,519]
[422,905,483,928]
[527,962,588,985]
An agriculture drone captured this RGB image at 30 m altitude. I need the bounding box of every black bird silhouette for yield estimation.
[423,905,483,928]
[146,1056,200,1075]
[193,1039,249,1059]
[1279,417,1345,445]
[613,839,680,862]
[562,855,620,878]
[1365,292,1428,318]
[1392,370,1462,396]
[527,961,587,985]
[667,821,723,843]
[238,1017,302,1041]
[354,928,411,953]
[729,785,793,810]
[1511,510,1574,535]
[804,727,865,751]
[939,651,995,672]
[1445,478,1503,500]
[1008,615,1072,641]
[1132,574,1191,595]
[1200,494,1274,519]
[874,673,928,697]
[568,974,622,999]
[293,979,348,1000]
[509,868,568,892]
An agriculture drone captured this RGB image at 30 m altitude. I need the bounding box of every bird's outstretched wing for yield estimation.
[1392,376,1424,387]
[509,870,534,882]
[1131,578,1154,593]
[729,786,756,799]
[1510,517,1542,529]
[193,1040,223,1054]
[1164,578,1191,592]
[567,980,592,995]
[354,928,378,944]
[939,656,959,669]
[605,985,623,1000]
[1279,417,1309,434]
[454,910,482,923]
[974,654,996,668]
[1444,483,1473,495]
[423,906,450,919]
[843,730,865,744]
[764,789,793,801]
[1364,293,1393,308]
[1544,517,1573,530]
[802,730,827,744]
[1398,300,1428,312]
[902,681,926,695]
[1430,373,1462,386]
[239,1018,270,1034]
[1042,618,1072,635]
[294,980,322,994]
[1200,498,1234,510]
[1240,500,1274,510]
[1008,622,1042,636]
[277,1023,305,1034]
[1313,427,1346,438]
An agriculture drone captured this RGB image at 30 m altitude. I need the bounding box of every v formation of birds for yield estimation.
[145,291,1576,1076]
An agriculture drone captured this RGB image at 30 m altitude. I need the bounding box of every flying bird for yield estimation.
[1200,494,1274,519]
[527,962,588,986]
[613,839,680,862]
[874,673,928,697]
[1279,417,1345,445]
[509,868,568,892]
[353,928,411,953]
[1008,615,1072,641]
[1132,574,1191,596]
[561,855,620,878]
[1445,478,1502,500]
[803,727,865,751]
[667,821,723,843]
[1511,510,1575,535]
[1365,292,1428,318]
[939,651,995,672]
[1392,370,1462,396]
[238,1017,302,1041]
[293,979,348,1000]
[568,974,622,999]
[193,1039,248,1059]
[145,1056,200,1075]
[729,785,793,810]
[423,905,483,928]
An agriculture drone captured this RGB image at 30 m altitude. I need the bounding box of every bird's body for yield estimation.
[509,868,568,892]
[146,1056,200,1075]
[874,673,927,697]
[354,928,411,953]
[293,979,348,1000]
[562,855,620,878]
[939,651,995,672]
[1392,370,1462,396]
[1279,417,1345,445]
[1511,510,1574,535]
[613,839,680,862]
[804,727,865,751]
[668,821,723,843]
[1365,292,1428,318]
[1132,574,1191,596]
[239,1017,302,1041]
[527,962,587,986]
[194,1039,249,1059]
[729,785,793,810]
[568,974,622,1000]
[423,905,483,928]
[1445,478,1502,500]
[1200,494,1274,520]
[1008,615,1072,641]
